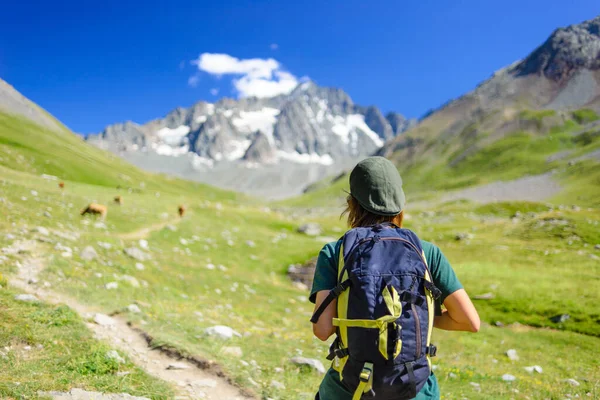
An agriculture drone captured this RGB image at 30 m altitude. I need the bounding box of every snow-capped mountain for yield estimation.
[87,82,414,165]
[86,81,414,198]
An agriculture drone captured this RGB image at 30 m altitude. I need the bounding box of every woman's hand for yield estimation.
[312,290,337,341]
[433,289,480,332]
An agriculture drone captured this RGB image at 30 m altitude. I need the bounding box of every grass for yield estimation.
[2,169,599,399]
[0,287,173,399]
[572,109,600,124]
[0,110,599,399]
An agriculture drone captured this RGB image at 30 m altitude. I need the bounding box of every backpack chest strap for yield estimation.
[333,285,403,360]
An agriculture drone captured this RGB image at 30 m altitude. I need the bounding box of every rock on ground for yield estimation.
[80,246,98,261]
[297,223,322,236]
[93,313,116,326]
[121,275,140,288]
[289,357,326,374]
[221,346,243,358]
[204,325,242,340]
[124,247,150,261]
[565,378,580,387]
[106,350,126,364]
[14,294,39,302]
[502,374,516,382]
[506,349,519,361]
[525,365,543,374]
[164,224,177,232]
[455,232,474,241]
[166,362,189,370]
[126,304,141,313]
[35,226,50,236]
[550,313,570,323]
[39,388,150,400]
[270,380,286,390]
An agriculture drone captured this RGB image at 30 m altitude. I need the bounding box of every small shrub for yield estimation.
[67,349,120,375]
[572,109,599,124]
[519,109,556,122]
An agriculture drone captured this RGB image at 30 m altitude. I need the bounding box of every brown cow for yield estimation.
[178,205,186,218]
[114,195,123,205]
[80,203,107,220]
[58,182,65,189]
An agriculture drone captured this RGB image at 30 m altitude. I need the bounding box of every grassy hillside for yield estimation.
[289,109,600,208]
[0,109,599,399]
[0,112,242,199]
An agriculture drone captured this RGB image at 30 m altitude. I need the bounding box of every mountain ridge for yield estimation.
[378,14,600,166]
[86,81,416,166]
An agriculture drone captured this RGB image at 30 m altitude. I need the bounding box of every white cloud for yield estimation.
[188,75,200,88]
[270,43,279,50]
[191,53,298,98]
[210,88,219,96]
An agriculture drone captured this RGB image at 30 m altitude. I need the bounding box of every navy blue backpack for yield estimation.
[311,224,441,399]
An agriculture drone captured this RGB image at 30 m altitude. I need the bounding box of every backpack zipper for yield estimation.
[411,303,423,358]
[377,237,426,359]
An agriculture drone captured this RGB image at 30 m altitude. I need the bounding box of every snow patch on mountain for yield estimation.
[232,108,280,143]
[157,125,191,145]
[276,151,334,165]
[331,114,383,148]
[152,143,189,156]
[225,139,252,161]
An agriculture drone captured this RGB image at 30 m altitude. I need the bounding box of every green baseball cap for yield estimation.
[349,156,405,216]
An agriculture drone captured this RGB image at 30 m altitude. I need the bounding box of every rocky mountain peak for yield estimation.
[243,131,275,163]
[514,15,600,81]
[88,81,413,167]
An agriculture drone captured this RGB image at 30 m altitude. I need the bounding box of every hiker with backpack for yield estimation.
[310,157,480,400]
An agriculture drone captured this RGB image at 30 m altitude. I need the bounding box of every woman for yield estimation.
[310,156,480,399]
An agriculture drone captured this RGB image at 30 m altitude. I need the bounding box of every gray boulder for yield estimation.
[289,356,326,374]
[124,247,150,261]
[14,294,39,302]
[80,246,98,261]
[298,223,322,236]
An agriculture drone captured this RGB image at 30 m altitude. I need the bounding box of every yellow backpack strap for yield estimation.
[421,250,437,368]
[333,241,350,376]
[352,362,374,400]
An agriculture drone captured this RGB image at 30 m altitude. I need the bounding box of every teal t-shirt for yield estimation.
[309,238,463,400]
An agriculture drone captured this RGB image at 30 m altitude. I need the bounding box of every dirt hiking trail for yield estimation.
[117,218,182,241]
[8,240,250,400]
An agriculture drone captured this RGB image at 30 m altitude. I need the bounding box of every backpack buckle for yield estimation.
[359,366,372,382]
[426,345,437,357]
[333,347,349,359]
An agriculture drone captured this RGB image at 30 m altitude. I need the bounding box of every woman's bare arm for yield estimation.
[312,290,337,341]
[433,289,480,332]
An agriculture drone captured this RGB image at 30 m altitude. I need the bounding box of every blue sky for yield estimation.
[0,1,598,134]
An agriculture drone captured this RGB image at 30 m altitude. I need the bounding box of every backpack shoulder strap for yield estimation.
[309,234,350,324]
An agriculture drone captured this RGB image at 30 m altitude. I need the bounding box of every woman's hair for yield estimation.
[342,195,404,228]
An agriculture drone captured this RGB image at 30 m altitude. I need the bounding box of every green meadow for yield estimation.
[1,110,599,399]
